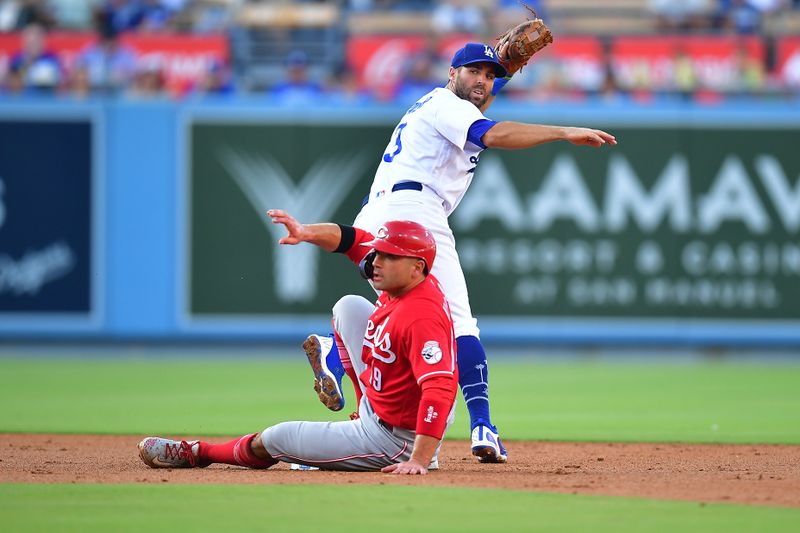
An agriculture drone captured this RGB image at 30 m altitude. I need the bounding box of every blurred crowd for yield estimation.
[0,1,195,33]
[1,0,799,103]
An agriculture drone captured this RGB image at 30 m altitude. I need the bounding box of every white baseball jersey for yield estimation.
[369,87,487,216]
[354,87,490,339]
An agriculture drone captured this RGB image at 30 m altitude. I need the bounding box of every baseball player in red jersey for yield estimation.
[138,214,457,475]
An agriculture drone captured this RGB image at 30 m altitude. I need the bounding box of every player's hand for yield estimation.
[381,459,429,475]
[266,209,308,245]
[564,127,617,148]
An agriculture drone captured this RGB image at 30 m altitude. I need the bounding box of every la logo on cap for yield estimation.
[484,45,494,58]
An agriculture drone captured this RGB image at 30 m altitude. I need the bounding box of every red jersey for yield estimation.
[344,228,458,440]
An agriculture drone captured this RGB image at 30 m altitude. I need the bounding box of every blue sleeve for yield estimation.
[466,119,498,149]
[491,76,511,96]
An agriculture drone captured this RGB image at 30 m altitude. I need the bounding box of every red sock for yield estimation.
[333,324,363,406]
[197,433,276,469]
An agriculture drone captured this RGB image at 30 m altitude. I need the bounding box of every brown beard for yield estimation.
[452,71,489,108]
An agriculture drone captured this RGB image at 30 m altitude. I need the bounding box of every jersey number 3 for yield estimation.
[383,123,407,163]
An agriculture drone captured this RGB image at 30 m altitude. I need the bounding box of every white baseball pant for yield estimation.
[353,187,480,339]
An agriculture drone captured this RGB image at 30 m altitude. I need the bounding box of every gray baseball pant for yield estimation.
[261,294,439,471]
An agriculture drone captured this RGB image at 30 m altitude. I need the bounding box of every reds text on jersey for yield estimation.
[345,229,458,439]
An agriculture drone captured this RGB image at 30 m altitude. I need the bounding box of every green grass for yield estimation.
[0,357,798,443]
[2,484,798,532]
[2,355,798,529]
[495,361,800,443]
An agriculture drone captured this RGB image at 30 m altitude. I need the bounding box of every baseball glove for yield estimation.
[495,16,553,76]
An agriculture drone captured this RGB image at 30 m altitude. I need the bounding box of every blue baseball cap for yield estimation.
[450,43,507,78]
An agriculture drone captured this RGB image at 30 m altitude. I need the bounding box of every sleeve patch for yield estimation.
[423,405,439,423]
[421,341,443,364]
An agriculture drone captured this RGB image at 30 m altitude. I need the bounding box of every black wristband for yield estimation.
[335,224,356,253]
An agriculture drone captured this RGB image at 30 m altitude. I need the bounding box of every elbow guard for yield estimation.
[359,250,376,280]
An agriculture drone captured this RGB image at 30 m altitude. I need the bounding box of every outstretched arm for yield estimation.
[267,209,342,252]
[482,122,617,150]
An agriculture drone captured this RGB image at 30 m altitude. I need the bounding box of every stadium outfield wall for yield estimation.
[1,97,799,347]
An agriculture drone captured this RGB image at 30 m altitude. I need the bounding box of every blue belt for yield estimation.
[361,181,423,208]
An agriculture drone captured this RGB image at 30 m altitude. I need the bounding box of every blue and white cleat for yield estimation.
[303,334,346,411]
[471,423,508,464]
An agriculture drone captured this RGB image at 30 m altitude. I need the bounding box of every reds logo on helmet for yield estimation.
[365,220,436,273]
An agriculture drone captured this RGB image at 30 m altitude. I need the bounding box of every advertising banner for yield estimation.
[346,34,604,95]
[188,121,387,316]
[610,36,765,91]
[188,121,800,325]
[0,120,93,315]
[0,32,228,92]
[776,36,800,88]
[453,127,800,320]
[346,34,773,96]
[346,33,471,97]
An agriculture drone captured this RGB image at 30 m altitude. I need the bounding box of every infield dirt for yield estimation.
[2,434,798,508]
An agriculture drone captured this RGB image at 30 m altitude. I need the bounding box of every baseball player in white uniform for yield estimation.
[309,43,617,463]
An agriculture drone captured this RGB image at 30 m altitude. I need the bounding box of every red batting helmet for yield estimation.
[360,220,436,276]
